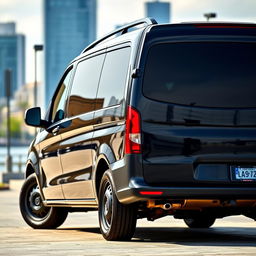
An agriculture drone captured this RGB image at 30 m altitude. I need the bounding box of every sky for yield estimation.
[0,0,256,83]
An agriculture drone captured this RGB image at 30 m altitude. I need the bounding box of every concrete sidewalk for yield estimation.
[0,184,256,255]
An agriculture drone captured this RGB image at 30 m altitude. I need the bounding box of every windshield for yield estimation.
[143,42,256,108]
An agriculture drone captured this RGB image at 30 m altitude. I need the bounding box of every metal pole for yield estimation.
[33,45,43,136]
[18,155,22,173]
[33,44,43,108]
[5,69,12,173]
[34,48,37,107]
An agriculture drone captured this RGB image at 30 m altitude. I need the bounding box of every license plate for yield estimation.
[231,166,256,181]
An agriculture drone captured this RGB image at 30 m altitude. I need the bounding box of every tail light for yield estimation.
[139,191,163,195]
[125,106,141,154]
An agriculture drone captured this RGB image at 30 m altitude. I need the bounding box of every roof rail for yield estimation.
[81,17,157,54]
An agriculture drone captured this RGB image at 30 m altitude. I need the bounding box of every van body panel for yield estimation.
[24,21,256,211]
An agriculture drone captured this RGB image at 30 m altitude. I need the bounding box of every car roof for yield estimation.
[71,19,256,64]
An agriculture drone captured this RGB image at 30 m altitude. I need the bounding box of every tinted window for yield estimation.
[51,68,72,122]
[97,47,131,108]
[67,54,105,117]
[143,42,256,108]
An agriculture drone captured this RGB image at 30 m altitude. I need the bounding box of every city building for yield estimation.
[0,22,16,35]
[14,82,39,110]
[44,0,97,106]
[145,0,171,24]
[0,22,25,104]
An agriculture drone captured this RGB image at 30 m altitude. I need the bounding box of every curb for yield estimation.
[0,185,10,191]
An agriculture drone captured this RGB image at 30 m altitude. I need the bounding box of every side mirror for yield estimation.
[24,107,49,128]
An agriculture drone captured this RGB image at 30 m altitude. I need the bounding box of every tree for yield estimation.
[0,116,22,139]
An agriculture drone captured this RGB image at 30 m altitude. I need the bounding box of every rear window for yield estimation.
[97,47,131,108]
[143,42,256,108]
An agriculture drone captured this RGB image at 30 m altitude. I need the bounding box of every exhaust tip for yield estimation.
[163,203,172,210]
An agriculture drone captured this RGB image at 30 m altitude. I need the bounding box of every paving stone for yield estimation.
[0,188,256,255]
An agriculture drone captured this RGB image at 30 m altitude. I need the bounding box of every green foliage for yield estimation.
[0,116,22,138]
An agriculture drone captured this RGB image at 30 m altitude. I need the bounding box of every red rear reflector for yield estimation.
[140,191,163,195]
[125,106,141,154]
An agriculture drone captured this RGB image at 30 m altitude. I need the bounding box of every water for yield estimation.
[0,146,29,173]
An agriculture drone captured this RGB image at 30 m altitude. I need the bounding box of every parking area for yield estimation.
[0,183,256,256]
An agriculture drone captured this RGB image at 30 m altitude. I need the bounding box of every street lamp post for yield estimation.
[34,45,43,107]
[204,13,217,22]
[5,69,12,173]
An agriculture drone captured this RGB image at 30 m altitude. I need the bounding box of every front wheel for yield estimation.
[19,173,68,229]
[98,170,137,241]
[184,215,216,228]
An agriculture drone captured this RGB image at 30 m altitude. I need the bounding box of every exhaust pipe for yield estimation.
[147,200,181,210]
[162,203,172,210]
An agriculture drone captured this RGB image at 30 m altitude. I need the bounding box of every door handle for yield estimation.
[52,126,60,135]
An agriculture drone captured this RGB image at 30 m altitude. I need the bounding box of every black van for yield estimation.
[20,18,256,241]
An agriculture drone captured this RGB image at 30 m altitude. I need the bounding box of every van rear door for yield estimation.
[140,40,256,186]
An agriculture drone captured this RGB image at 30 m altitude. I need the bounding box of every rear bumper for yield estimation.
[111,155,256,204]
[116,177,256,203]
[111,154,256,204]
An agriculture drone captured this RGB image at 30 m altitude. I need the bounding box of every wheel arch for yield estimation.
[25,151,45,200]
[25,163,35,178]
[26,150,40,177]
[95,156,110,198]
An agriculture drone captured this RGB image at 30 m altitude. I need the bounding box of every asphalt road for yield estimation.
[0,183,256,256]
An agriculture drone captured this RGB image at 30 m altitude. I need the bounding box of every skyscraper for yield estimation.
[44,0,97,106]
[0,22,16,35]
[0,23,25,102]
[145,0,171,24]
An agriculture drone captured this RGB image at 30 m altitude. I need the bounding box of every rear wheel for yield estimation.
[19,173,68,229]
[98,170,137,241]
[184,215,216,228]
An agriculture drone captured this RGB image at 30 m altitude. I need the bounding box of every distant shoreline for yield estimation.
[0,143,30,147]
[0,138,31,147]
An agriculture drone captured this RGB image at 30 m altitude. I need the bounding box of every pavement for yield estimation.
[0,181,256,256]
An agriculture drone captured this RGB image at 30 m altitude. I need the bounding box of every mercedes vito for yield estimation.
[20,18,256,241]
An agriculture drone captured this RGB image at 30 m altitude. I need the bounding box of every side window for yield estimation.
[96,47,131,108]
[51,67,73,123]
[67,54,105,117]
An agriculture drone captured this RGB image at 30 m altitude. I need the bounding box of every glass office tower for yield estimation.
[0,22,16,35]
[44,0,97,106]
[0,23,25,102]
[145,0,171,24]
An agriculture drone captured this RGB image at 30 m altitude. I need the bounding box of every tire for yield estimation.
[98,170,137,241]
[184,215,216,228]
[19,173,68,229]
